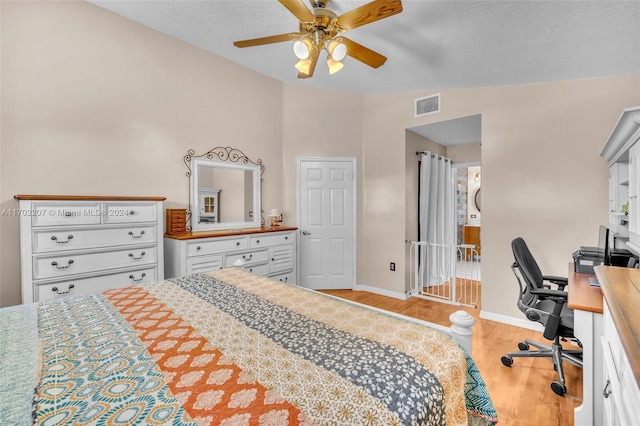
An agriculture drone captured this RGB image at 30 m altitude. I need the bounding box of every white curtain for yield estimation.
[418,152,456,287]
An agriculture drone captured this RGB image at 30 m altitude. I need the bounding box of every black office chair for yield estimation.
[501,237,583,396]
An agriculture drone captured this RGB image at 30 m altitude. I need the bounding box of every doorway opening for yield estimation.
[406,114,481,308]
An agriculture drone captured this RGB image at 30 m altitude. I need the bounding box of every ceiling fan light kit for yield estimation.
[233,0,403,79]
[327,39,347,61]
[293,39,312,59]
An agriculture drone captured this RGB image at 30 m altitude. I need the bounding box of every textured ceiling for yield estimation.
[89,0,640,95]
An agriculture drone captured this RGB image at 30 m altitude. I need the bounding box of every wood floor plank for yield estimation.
[320,289,582,425]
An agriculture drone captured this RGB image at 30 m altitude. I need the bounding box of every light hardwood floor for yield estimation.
[320,289,582,426]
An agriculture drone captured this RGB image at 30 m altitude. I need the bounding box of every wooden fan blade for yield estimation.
[337,0,403,31]
[279,0,315,22]
[341,37,387,68]
[297,47,320,78]
[234,33,301,48]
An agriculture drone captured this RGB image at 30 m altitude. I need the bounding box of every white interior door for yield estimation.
[297,158,355,290]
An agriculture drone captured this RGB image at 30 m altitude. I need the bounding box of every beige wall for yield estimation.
[360,78,640,319]
[2,1,639,327]
[0,1,285,306]
[448,142,481,164]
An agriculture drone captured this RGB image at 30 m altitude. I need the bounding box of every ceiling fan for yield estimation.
[233,0,403,78]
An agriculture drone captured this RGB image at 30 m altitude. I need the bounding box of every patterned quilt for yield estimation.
[0,268,497,425]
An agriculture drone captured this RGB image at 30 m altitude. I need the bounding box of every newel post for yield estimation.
[449,310,476,353]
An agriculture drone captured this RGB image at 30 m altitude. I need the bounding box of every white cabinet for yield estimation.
[16,195,165,303]
[628,143,640,242]
[198,188,220,224]
[601,106,640,253]
[164,227,297,284]
[609,161,629,243]
[601,301,640,426]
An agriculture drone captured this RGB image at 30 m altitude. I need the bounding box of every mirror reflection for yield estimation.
[189,157,261,231]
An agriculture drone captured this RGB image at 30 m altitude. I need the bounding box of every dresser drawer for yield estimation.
[242,263,269,276]
[249,232,294,248]
[102,203,157,224]
[269,271,295,285]
[187,255,223,274]
[31,203,102,227]
[35,267,158,302]
[33,246,157,279]
[224,249,269,267]
[33,225,157,253]
[187,237,247,257]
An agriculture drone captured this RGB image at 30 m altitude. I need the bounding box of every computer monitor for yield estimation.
[598,225,611,266]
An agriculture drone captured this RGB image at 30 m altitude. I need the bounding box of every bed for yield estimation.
[1,268,498,425]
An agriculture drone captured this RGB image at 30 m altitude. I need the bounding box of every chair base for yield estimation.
[501,337,583,396]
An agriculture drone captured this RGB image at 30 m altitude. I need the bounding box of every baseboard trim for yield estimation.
[479,310,545,332]
[354,284,410,300]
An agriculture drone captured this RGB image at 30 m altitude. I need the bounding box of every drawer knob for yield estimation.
[285,236,288,240]
[51,259,74,270]
[196,246,202,250]
[242,254,253,261]
[236,242,240,246]
[256,240,260,244]
[129,273,147,283]
[128,230,146,239]
[129,210,135,215]
[63,211,73,217]
[51,235,74,244]
[51,284,75,295]
[129,251,146,261]
[603,380,612,398]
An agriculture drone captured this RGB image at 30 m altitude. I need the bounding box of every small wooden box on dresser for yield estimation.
[164,226,298,284]
[15,195,165,303]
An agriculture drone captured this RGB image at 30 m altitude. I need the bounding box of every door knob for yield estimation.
[302,231,311,235]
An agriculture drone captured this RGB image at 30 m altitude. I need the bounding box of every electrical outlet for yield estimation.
[390,262,395,271]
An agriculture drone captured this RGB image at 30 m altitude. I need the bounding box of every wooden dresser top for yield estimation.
[14,194,166,201]
[165,226,298,240]
[594,265,640,386]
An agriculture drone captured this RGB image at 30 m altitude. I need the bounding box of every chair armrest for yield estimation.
[530,288,568,302]
[543,275,568,290]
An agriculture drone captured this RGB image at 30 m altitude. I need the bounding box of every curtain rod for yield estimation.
[416,151,450,162]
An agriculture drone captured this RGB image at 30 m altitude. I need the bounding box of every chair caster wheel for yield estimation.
[501,356,513,367]
[518,342,530,351]
[551,382,566,396]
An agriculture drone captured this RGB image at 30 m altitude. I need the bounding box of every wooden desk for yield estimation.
[567,265,603,426]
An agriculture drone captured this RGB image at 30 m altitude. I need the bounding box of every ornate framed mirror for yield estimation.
[184,147,264,231]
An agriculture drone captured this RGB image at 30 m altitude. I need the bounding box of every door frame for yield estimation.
[296,157,357,289]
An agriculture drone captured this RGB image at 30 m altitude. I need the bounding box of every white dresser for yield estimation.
[15,195,165,303]
[164,226,297,284]
[594,266,640,426]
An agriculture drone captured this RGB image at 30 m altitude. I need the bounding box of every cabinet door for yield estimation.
[628,144,640,236]
[609,164,618,230]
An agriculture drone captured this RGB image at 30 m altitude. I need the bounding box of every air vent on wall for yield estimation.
[415,93,441,117]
